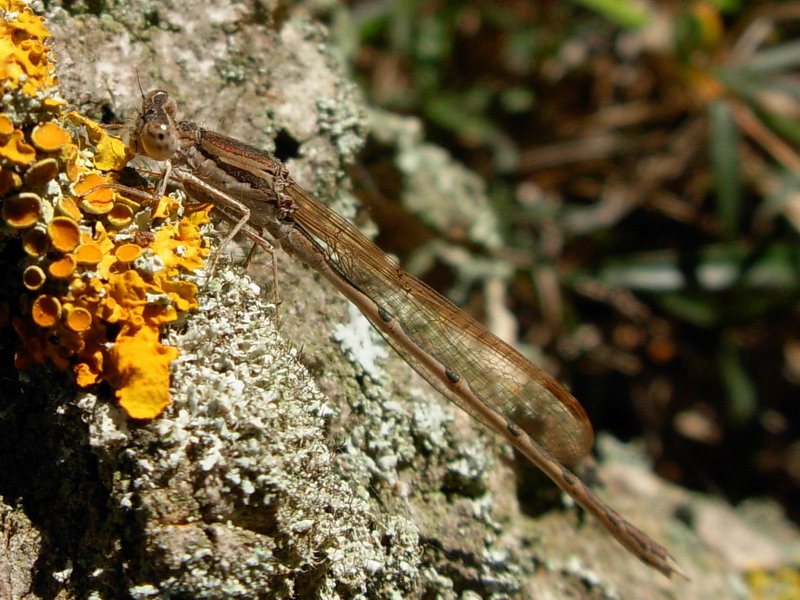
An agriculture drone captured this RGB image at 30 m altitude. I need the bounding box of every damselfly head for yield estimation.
[143,89,178,121]
[131,89,180,161]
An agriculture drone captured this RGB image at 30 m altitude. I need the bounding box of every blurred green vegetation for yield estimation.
[326,0,800,521]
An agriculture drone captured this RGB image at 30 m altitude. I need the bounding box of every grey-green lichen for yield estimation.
[76,264,422,599]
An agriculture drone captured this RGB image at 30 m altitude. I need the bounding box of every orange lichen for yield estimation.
[3,3,210,420]
[143,304,178,327]
[107,202,134,228]
[0,0,59,99]
[67,277,86,295]
[107,270,153,309]
[153,274,199,313]
[0,168,21,195]
[0,114,13,138]
[19,39,44,65]
[61,144,81,181]
[24,157,59,187]
[74,173,115,214]
[31,122,70,152]
[64,306,92,333]
[0,130,36,166]
[12,160,209,418]
[151,194,186,220]
[97,296,125,323]
[47,254,77,279]
[114,243,143,263]
[65,112,132,171]
[152,211,211,272]
[0,1,51,41]
[31,294,61,328]
[56,196,82,221]
[21,226,49,256]
[22,265,46,291]
[75,361,99,387]
[74,242,104,265]
[54,326,85,356]
[108,325,179,419]
[2,192,41,228]
[84,222,109,245]
[47,216,81,252]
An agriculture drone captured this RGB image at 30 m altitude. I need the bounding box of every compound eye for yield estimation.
[144,89,178,119]
[141,121,178,161]
[155,92,178,118]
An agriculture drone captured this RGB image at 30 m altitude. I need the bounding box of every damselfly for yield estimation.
[123,89,683,578]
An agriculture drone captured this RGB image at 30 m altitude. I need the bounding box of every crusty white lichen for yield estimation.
[78,262,423,599]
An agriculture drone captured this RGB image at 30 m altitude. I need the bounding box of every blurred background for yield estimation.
[309,0,800,526]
